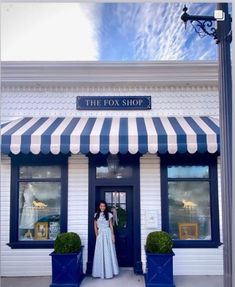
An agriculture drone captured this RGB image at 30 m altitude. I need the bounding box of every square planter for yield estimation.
[50,247,84,287]
[145,251,175,287]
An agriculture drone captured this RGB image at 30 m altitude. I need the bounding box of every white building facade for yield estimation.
[1,61,223,277]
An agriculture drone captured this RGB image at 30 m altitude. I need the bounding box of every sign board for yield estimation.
[145,210,159,229]
[76,96,151,110]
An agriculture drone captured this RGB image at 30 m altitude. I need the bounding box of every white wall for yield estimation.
[67,154,89,274]
[140,154,162,273]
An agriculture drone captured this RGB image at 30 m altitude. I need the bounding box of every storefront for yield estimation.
[0,61,223,277]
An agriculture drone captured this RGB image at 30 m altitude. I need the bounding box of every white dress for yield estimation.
[92,212,119,279]
[19,189,37,229]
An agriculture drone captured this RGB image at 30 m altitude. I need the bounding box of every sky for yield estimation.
[1,2,231,61]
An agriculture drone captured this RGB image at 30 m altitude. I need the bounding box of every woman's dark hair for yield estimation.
[95,200,109,221]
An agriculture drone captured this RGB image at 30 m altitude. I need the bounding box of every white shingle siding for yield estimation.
[1,87,218,123]
[67,155,89,274]
[173,248,223,275]
[140,154,161,273]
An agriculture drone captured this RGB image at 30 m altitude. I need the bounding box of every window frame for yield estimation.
[8,154,68,249]
[160,153,221,248]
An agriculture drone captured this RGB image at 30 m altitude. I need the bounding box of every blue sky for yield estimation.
[99,3,218,60]
[1,2,230,61]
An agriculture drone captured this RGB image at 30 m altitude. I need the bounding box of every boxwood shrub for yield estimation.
[146,231,173,253]
[54,232,81,253]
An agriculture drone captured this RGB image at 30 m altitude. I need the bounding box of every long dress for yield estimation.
[92,212,119,279]
[19,188,37,229]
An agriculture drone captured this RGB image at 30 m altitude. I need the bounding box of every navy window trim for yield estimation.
[160,153,221,248]
[8,154,68,249]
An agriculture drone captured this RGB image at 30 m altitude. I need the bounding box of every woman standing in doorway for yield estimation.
[92,200,119,279]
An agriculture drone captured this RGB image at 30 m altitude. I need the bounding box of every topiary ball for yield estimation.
[146,231,173,254]
[54,232,81,253]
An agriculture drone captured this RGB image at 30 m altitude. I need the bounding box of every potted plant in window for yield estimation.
[145,231,175,287]
[50,232,84,287]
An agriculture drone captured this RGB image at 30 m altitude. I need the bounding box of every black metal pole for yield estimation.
[181,3,232,286]
[216,3,232,287]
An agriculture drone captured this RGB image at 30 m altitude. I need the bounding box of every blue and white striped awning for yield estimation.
[1,117,220,155]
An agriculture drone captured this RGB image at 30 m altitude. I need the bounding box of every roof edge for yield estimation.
[1,60,219,87]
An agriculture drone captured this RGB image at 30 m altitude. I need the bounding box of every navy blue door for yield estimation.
[96,187,133,267]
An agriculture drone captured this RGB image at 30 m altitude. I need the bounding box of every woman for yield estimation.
[92,200,119,279]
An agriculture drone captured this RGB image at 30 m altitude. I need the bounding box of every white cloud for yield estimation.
[1,3,101,61]
[114,2,217,61]
[1,3,218,61]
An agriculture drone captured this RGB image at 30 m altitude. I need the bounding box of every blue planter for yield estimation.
[50,247,84,287]
[145,251,175,287]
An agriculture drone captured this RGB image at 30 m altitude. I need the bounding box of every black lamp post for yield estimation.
[181,4,232,287]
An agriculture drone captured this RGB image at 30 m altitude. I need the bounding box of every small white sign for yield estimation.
[214,10,225,21]
[145,210,159,229]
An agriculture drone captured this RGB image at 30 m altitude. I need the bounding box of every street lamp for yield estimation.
[181,4,232,287]
[181,5,218,41]
[107,154,119,174]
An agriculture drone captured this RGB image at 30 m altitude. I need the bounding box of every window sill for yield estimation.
[7,241,55,249]
[173,240,222,248]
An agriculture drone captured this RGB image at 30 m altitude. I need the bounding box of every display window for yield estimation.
[8,155,68,248]
[161,154,221,248]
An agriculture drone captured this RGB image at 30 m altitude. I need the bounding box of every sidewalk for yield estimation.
[1,270,223,287]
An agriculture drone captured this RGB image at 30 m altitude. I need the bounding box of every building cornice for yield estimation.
[1,61,219,88]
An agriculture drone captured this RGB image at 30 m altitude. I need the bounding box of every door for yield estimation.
[96,187,133,267]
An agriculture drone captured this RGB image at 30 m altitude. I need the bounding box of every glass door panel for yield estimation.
[105,191,127,229]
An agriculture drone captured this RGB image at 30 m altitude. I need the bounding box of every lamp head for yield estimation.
[107,154,119,173]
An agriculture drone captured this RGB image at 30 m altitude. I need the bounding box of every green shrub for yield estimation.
[54,232,81,253]
[115,207,127,229]
[146,231,173,253]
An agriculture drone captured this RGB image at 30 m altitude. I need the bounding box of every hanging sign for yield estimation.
[76,96,151,110]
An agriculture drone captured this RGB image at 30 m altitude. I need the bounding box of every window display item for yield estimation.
[33,199,48,209]
[19,183,38,230]
[17,165,62,242]
[182,200,197,210]
[34,222,48,240]
[49,221,60,240]
[23,229,33,239]
[178,223,199,240]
